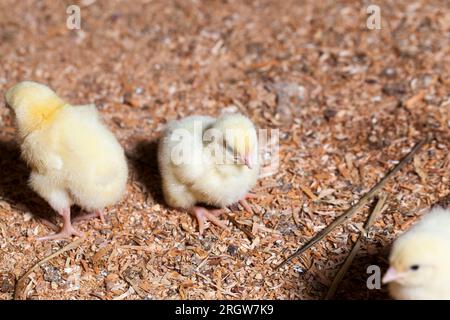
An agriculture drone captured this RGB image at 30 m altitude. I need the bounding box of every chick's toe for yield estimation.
[73,209,106,224]
[189,206,228,236]
[238,199,254,214]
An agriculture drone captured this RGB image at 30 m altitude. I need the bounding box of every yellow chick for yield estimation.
[158,113,260,235]
[382,206,450,299]
[5,81,128,240]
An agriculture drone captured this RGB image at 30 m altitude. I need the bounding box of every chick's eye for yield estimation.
[410,265,420,271]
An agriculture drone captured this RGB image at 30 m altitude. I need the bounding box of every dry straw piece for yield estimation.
[325,193,387,299]
[14,238,84,300]
[276,137,429,270]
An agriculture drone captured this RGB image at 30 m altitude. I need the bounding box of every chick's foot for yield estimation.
[73,209,106,224]
[245,192,257,199]
[37,208,84,241]
[239,199,254,214]
[190,206,229,235]
[228,195,256,213]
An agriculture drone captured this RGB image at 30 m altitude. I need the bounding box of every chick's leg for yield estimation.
[30,174,82,240]
[189,206,228,235]
[37,208,84,241]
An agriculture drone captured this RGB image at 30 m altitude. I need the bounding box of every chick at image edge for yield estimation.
[383,206,450,300]
[5,81,128,240]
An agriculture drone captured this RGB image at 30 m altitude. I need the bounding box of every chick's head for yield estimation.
[383,229,450,287]
[5,81,65,136]
[211,113,258,169]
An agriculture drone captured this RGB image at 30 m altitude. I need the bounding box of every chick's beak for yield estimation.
[382,267,403,284]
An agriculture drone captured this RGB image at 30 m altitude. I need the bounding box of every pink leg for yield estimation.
[37,208,84,241]
[73,209,106,224]
[189,206,229,235]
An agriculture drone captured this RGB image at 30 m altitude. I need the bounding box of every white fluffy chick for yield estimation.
[158,113,260,235]
[5,81,128,240]
[383,206,450,299]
